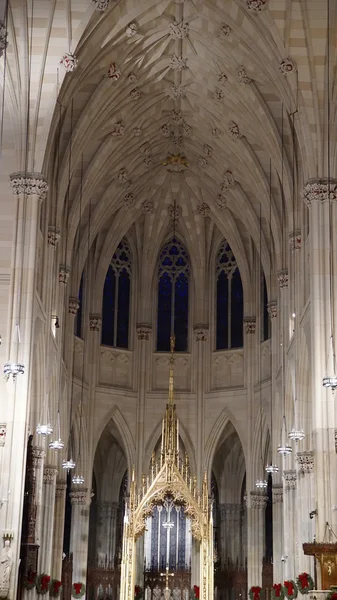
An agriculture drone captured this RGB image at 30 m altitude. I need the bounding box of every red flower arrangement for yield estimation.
[135,585,143,600]
[191,586,200,600]
[49,579,63,598]
[249,586,262,600]
[283,580,298,600]
[23,571,37,590]
[326,592,337,600]
[272,584,285,600]
[72,582,86,598]
[296,573,314,595]
[36,574,51,595]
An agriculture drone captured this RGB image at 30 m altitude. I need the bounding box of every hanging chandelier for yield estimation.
[277,442,292,455]
[62,458,76,471]
[255,478,268,489]
[288,427,305,442]
[48,410,64,450]
[72,473,84,485]
[265,463,279,474]
[36,423,53,436]
[322,375,337,392]
[49,438,64,451]
[3,362,25,381]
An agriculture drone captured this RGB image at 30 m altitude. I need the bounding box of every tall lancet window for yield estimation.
[102,238,131,348]
[216,241,243,349]
[144,496,191,572]
[157,239,190,352]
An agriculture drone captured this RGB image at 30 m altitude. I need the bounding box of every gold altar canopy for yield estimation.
[120,337,213,600]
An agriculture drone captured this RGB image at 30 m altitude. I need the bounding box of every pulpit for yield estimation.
[303,543,337,589]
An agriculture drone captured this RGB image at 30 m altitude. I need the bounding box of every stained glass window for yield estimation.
[216,241,243,349]
[102,238,131,348]
[157,239,190,351]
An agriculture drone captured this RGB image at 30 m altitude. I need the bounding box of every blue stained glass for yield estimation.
[216,272,229,350]
[231,270,243,347]
[174,272,188,352]
[102,238,131,348]
[216,240,243,349]
[102,265,115,346]
[117,269,130,348]
[157,239,189,351]
[157,273,172,351]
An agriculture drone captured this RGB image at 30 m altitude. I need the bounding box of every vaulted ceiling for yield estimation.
[2,0,335,293]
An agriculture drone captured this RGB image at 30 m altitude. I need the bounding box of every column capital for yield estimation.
[289,230,301,251]
[69,297,80,316]
[48,226,61,247]
[70,488,89,505]
[136,324,152,340]
[272,484,283,504]
[277,269,288,289]
[302,178,337,206]
[55,481,67,498]
[283,469,297,490]
[31,446,45,468]
[244,317,256,334]
[89,314,102,331]
[10,172,48,200]
[0,423,6,447]
[193,325,209,341]
[250,492,267,509]
[0,21,8,58]
[267,300,277,318]
[43,465,58,484]
[92,0,110,10]
[296,451,314,473]
[59,265,70,284]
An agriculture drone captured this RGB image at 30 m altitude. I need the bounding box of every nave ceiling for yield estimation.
[2,0,335,286]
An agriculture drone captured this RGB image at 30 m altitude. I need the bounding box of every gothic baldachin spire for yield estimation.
[161,335,179,466]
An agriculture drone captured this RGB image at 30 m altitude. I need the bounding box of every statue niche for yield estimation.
[0,541,13,599]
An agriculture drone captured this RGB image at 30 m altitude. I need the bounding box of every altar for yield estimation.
[119,337,213,600]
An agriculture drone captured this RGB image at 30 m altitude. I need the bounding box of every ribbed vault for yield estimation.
[3,0,336,298]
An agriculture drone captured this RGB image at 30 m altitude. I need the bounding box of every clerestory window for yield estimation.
[157,238,190,352]
[101,238,131,348]
[216,241,243,350]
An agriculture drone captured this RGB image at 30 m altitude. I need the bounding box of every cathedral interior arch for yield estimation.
[0,1,336,600]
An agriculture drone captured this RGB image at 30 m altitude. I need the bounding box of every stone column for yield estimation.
[302,179,337,541]
[248,493,267,588]
[135,324,152,479]
[44,226,61,329]
[3,173,47,599]
[282,470,297,579]
[96,501,119,564]
[244,317,258,589]
[39,465,58,573]
[193,326,209,482]
[272,485,283,582]
[52,480,67,579]
[70,488,91,583]
[296,452,315,574]
[32,446,45,549]
[220,503,242,564]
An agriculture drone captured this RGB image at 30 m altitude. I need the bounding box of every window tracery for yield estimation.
[216,241,243,349]
[157,239,190,352]
[102,238,131,348]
